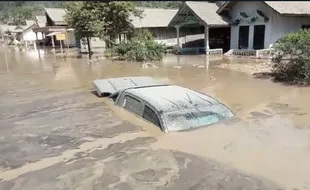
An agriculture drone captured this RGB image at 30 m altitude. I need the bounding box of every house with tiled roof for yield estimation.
[32,8,77,47]
[32,7,180,50]
[130,8,178,46]
[169,1,310,54]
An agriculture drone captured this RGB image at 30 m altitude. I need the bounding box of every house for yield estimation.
[217,1,310,50]
[32,7,180,50]
[169,1,310,55]
[20,20,43,43]
[32,8,77,47]
[130,8,178,46]
[0,25,24,40]
[168,1,230,53]
[35,16,47,28]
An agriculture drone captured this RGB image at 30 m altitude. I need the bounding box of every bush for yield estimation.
[114,30,166,62]
[272,29,310,84]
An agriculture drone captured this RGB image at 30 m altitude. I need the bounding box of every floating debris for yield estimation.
[141,63,158,68]
[173,66,182,69]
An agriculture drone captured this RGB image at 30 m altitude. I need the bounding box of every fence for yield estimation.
[207,48,223,55]
[231,49,273,59]
[256,49,273,59]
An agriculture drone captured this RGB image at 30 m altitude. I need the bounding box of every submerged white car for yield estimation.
[93,77,234,133]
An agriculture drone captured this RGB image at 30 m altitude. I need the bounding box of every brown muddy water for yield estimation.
[1,48,310,189]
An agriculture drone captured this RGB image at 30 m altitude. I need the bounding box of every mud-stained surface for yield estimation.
[216,57,272,75]
[0,48,310,189]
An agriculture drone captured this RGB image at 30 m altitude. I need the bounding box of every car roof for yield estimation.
[125,85,220,113]
[93,76,163,96]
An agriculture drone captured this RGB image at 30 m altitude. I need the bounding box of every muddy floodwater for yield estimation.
[1,48,310,190]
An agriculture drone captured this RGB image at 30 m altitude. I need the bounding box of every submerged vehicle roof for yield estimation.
[126,85,234,132]
[93,76,164,96]
[126,85,221,113]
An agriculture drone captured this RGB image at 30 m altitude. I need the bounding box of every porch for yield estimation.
[168,2,230,55]
[32,26,76,48]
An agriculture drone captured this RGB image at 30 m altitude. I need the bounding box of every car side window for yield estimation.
[122,95,143,116]
[142,105,161,128]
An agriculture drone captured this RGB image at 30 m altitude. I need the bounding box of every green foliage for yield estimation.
[65,2,141,44]
[272,29,310,84]
[0,1,66,25]
[64,2,99,39]
[115,30,166,62]
[11,6,37,25]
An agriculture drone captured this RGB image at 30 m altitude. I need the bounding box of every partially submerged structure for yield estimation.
[32,8,77,48]
[169,1,310,56]
[169,1,230,54]
[131,8,178,46]
[20,20,43,43]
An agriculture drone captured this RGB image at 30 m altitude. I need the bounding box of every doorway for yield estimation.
[209,27,231,53]
[238,25,249,49]
[253,25,265,50]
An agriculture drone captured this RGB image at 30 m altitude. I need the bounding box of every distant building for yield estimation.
[0,25,24,39]
[32,8,77,47]
[20,20,43,43]
[130,8,178,46]
[32,7,181,50]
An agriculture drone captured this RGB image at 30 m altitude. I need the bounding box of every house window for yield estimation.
[302,25,310,30]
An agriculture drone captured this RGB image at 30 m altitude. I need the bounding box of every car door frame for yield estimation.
[116,91,145,117]
[116,91,165,132]
[141,101,165,132]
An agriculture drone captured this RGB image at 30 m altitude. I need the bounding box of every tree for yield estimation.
[94,2,141,46]
[65,1,141,56]
[11,7,33,25]
[65,2,99,56]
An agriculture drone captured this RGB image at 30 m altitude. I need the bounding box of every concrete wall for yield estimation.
[138,26,203,47]
[228,1,310,50]
[229,1,274,49]
[271,15,310,45]
[66,31,76,47]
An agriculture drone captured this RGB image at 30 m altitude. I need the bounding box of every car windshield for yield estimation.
[162,103,234,132]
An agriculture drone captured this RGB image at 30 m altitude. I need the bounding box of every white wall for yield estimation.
[270,15,310,45]
[22,27,43,41]
[228,1,310,50]
[228,1,274,49]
